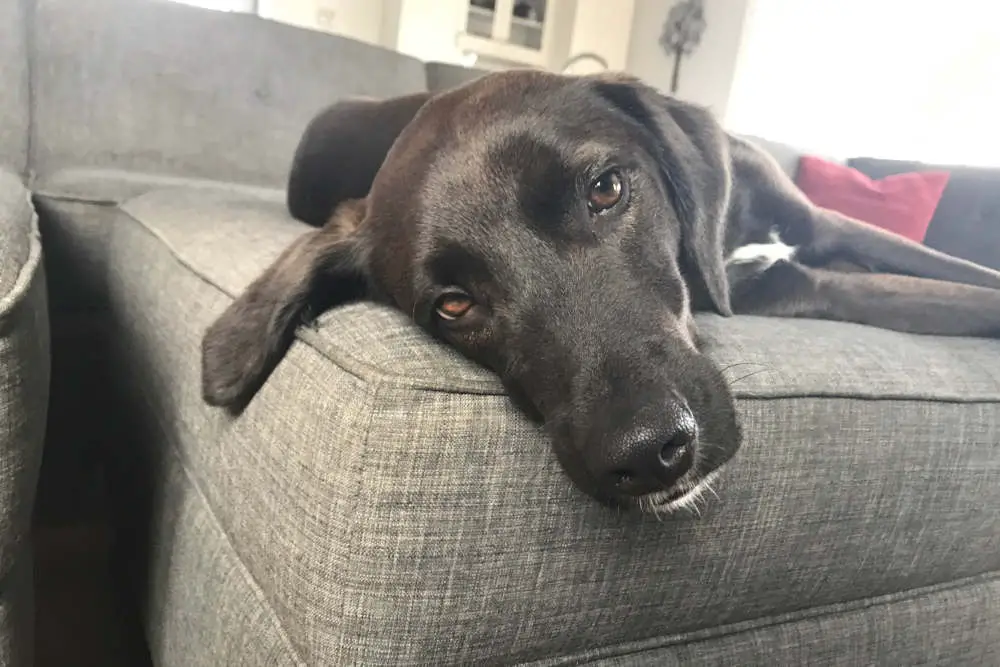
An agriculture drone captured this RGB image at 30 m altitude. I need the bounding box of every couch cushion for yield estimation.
[424,62,491,93]
[30,167,286,314]
[130,435,1000,667]
[0,171,32,299]
[0,0,29,173]
[33,167,285,206]
[103,185,1000,664]
[738,134,846,182]
[0,168,50,667]
[30,0,428,189]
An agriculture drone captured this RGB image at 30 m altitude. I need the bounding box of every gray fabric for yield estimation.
[139,437,302,667]
[580,575,1000,666]
[0,171,32,299]
[31,168,284,313]
[121,427,1000,667]
[0,555,35,667]
[34,167,286,206]
[737,134,846,181]
[101,185,1000,665]
[30,0,428,189]
[0,0,29,173]
[31,198,114,313]
[425,61,491,93]
[0,172,49,667]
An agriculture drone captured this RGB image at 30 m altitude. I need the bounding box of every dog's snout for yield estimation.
[594,400,699,497]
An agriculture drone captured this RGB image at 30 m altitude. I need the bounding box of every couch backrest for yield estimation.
[425,61,492,94]
[849,156,1000,271]
[29,0,428,188]
[0,0,29,174]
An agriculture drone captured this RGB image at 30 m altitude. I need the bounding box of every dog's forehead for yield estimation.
[437,72,619,142]
[367,70,645,262]
[419,78,628,191]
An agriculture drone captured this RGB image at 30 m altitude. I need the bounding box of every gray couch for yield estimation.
[0,0,51,665]
[4,0,1000,665]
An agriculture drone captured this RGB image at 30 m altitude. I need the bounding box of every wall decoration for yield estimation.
[659,0,707,94]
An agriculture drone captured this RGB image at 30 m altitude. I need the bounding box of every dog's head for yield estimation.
[202,71,742,513]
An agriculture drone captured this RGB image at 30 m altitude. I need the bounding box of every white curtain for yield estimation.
[724,0,1000,167]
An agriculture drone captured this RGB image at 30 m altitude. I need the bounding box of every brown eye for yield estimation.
[435,289,474,320]
[587,169,624,213]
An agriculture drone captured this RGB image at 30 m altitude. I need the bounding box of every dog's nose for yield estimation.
[595,401,698,497]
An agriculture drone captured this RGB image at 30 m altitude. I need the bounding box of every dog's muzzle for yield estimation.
[585,398,699,501]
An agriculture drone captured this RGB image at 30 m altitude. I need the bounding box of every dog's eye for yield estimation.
[587,169,624,213]
[435,289,474,320]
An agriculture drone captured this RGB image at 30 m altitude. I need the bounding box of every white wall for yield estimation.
[257,0,386,44]
[625,0,753,120]
[724,0,1000,165]
[391,0,470,65]
[388,0,638,73]
[168,0,254,11]
[565,0,636,72]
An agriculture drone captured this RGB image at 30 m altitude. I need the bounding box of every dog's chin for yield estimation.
[632,468,724,516]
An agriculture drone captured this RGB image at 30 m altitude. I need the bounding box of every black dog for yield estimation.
[200,71,1000,513]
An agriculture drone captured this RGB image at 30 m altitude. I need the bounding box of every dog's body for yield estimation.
[201,71,1000,514]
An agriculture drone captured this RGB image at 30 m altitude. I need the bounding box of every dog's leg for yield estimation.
[793,208,1000,291]
[728,136,1000,291]
[729,258,1000,337]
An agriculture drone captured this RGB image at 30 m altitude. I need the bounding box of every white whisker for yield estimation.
[638,469,724,517]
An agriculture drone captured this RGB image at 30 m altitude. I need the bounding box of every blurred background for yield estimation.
[172,0,1000,168]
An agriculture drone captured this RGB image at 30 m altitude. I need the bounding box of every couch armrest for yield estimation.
[0,170,50,667]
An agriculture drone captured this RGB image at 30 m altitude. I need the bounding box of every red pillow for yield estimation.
[794,155,950,243]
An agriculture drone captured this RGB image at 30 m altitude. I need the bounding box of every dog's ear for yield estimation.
[287,92,432,227]
[590,75,733,316]
[202,199,370,413]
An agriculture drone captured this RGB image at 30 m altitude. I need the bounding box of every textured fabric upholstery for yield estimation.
[0,0,29,173]
[130,439,1000,667]
[29,0,428,188]
[425,62,491,93]
[101,184,1000,665]
[31,168,284,314]
[10,0,1000,662]
[0,168,51,667]
[0,172,33,299]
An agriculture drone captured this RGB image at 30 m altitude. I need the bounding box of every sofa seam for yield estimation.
[22,0,37,184]
[0,192,45,329]
[737,393,1000,405]
[523,569,1000,666]
[139,397,308,667]
[30,191,122,206]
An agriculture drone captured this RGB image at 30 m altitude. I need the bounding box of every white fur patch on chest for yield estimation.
[725,230,798,267]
